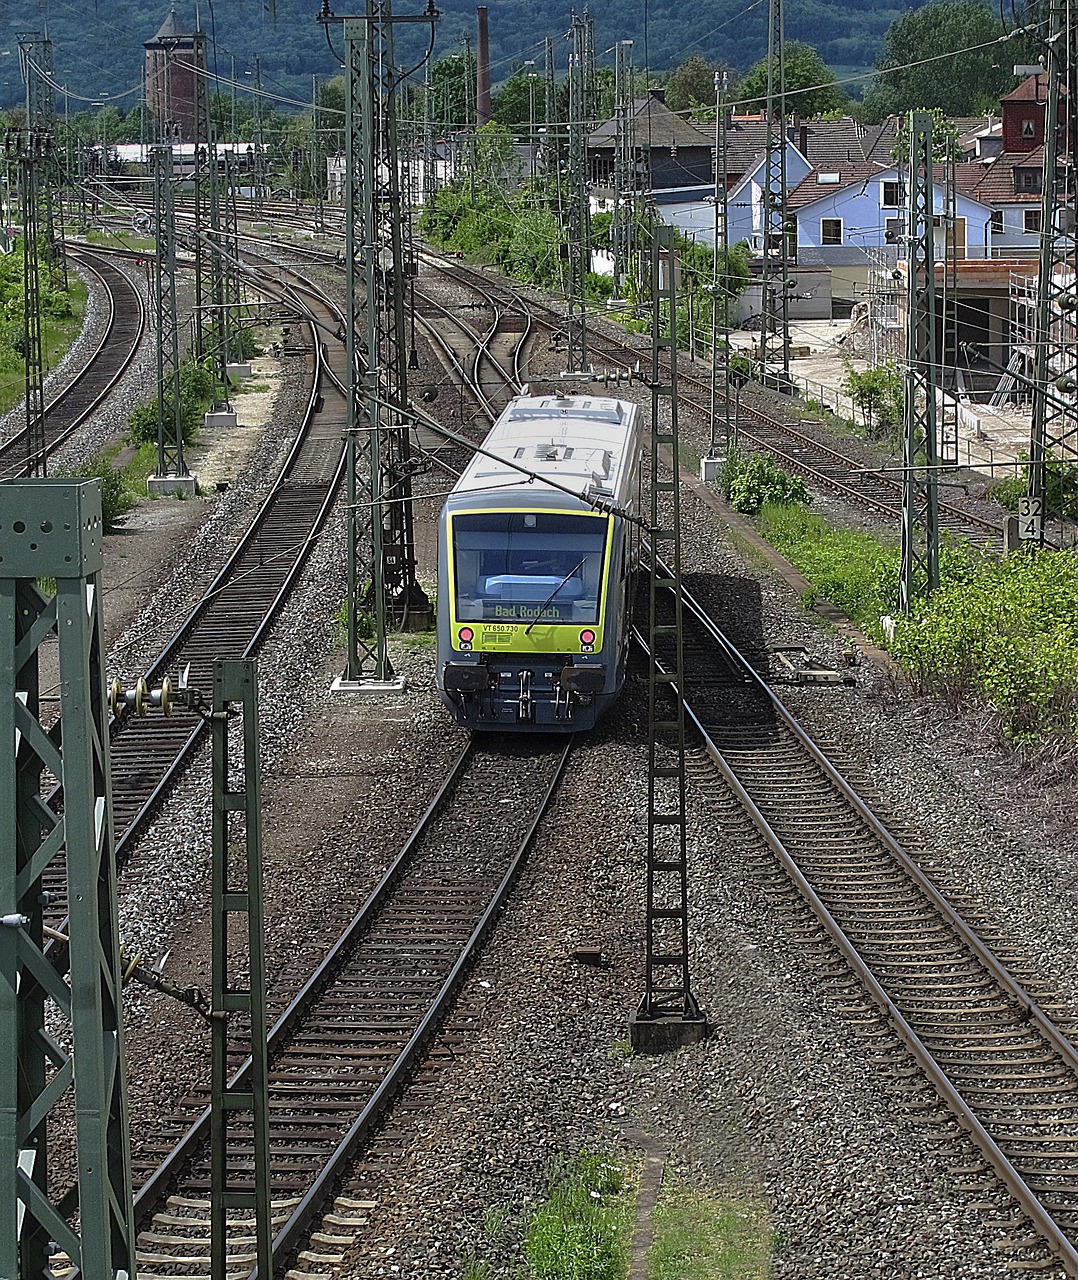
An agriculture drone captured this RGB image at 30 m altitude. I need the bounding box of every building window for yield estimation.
[884,217,904,244]
[1024,208,1042,233]
[1022,119,1036,137]
[1016,168,1041,192]
[821,218,842,245]
[882,181,904,207]
[990,209,1004,234]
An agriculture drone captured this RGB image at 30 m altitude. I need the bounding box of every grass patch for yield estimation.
[755,501,1078,748]
[648,1181,771,1279]
[0,278,88,416]
[82,229,157,254]
[756,501,898,634]
[524,1151,633,1280]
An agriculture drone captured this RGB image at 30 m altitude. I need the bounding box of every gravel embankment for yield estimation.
[101,247,1075,1277]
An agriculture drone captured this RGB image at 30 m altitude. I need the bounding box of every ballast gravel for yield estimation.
[102,245,1076,1278]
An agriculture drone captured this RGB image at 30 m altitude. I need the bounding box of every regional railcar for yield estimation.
[436,392,643,731]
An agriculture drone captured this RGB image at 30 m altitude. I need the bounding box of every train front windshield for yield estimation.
[452,511,608,624]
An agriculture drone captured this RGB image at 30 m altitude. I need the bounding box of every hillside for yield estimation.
[0,0,917,115]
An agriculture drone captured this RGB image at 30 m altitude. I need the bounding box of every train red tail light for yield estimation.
[580,629,595,646]
[459,627,474,643]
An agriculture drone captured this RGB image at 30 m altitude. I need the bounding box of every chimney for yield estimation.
[800,124,809,158]
[476,7,492,128]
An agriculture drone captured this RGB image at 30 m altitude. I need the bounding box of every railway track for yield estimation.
[422,250,1004,545]
[107,263,347,852]
[637,573,1078,1274]
[130,735,571,1279]
[0,247,145,478]
[411,278,530,422]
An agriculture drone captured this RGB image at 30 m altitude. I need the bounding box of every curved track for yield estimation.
[108,263,347,852]
[131,736,571,1278]
[422,250,1004,545]
[637,574,1078,1275]
[0,247,145,478]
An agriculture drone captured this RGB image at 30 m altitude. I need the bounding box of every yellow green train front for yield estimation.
[436,394,642,732]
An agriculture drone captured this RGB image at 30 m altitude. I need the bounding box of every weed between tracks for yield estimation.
[648,1180,771,1279]
[522,1152,632,1280]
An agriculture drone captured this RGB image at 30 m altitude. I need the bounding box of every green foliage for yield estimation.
[890,107,962,163]
[890,547,1078,744]
[989,456,1078,523]
[738,42,849,117]
[428,49,476,129]
[861,0,1019,121]
[719,449,811,514]
[61,455,135,532]
[665,56,730,114]
[128,360,219,446]
[842,358,903,440]
[758,503,899,629]
[524,1152,631,1280]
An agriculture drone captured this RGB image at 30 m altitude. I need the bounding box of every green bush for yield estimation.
[62,455,135,531]
[129,359,219,445]
[720,450,811,514]
[989,456,1078,522]
[842,357,903,440]
[890,545,1078,742]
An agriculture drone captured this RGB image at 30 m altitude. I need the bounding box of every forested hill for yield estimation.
[0,0,916,113]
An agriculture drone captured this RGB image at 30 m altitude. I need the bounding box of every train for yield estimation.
[436,391,643,732]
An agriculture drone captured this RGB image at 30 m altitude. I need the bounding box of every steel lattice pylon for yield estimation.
[153,144,187,479]
[758,0,791,385]
[4,130,49,477]
[0,478,136,1280]
[1025,0,1078,542]
[210,660,271,1280]
[611,39,635,294]
[632,225,707,1053]
[565,13,591,373]
[899,111,941,611]
[16,33,61,273]
[339,2,432,690]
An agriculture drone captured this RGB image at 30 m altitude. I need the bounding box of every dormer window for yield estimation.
[1015,167,1041,192]
[1022,119,1036,137]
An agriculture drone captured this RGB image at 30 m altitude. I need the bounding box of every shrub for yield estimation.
[891,545,1078,742]
[842,357,903,440]
[722,450,810,514]
[989,456,1078,522]
[62,456,135,531]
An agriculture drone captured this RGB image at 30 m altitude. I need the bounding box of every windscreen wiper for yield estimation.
[524,556,589,635]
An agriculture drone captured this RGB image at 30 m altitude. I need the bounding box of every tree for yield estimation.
[492,67,545,130]
[890,108,962,163]
[860,0,1018,122]
[665,56,725,114]
[737,42,848,118]
[428,50,476,130]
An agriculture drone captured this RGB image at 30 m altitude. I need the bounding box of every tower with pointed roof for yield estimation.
[144,8,208,143]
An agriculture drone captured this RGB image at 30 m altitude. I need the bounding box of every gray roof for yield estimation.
[589,95,713,150]
[794,116,899,168]
[148,8,190,43]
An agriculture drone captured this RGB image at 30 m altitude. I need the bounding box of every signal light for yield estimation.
[580,629,595,646]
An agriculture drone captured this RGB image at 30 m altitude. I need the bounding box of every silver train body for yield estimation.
[436,393,643,732]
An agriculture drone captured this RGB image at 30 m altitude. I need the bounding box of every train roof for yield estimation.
[450,393,642,508]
